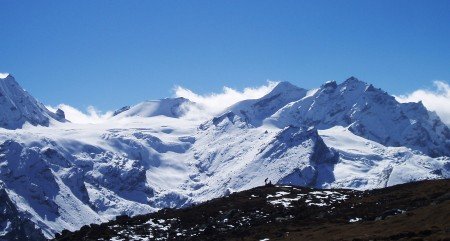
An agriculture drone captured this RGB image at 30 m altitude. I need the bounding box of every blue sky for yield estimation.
[1,0,450,111]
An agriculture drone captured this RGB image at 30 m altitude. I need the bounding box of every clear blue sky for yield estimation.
[1,0,449,111]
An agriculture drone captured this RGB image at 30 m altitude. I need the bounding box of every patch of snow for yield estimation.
[0,221,11,236]
[349,217,362,223]
[268,194,304,208]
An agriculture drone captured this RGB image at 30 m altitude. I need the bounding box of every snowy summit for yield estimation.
[0,74,66,129]
[0,73,10,79]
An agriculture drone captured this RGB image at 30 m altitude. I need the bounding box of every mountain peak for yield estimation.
[267,81,300,95]
[113,97,193,118]
[338,76,371,93]
[0,73,17,86]
[224,81,306,127]
[274,81,296,89]
[342,76,367,86]
[266,81,304,97]
[0,74,65,129]
[321,80,338,89]
[345,76,360,82]
[0,73,11,79]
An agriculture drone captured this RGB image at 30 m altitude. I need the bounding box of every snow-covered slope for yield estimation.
[0,75,449,239]
[269,77,450,157]
[226,81,307,126]
[0,183,46,241]
[0,74,66,129]
[112,97,192,119]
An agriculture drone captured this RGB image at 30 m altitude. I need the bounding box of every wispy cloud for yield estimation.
[48,81,450,126]
[47,104,113,124]
[174,81,278,119]
[395,80,450,125]
[46,82,278,124]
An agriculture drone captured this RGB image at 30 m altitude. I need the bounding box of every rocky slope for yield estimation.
[0,183,46,241]
[53,179,450,241]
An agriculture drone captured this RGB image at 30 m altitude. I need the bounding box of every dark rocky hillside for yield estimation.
[53,179,450,241]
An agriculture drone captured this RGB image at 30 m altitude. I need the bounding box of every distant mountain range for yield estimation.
[0,74,449,239]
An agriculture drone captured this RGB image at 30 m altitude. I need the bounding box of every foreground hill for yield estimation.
[53,179,450,241]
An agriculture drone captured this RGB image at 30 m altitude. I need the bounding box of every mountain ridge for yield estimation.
[0,74,66,129]
[266,77,450,157]
[0,75,449,239]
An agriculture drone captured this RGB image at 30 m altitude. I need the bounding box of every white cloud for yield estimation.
[47,81,449,126]
[47,104,113,124]
[46,81,278,124]
[174,81,278,119]
[395,80,450,125]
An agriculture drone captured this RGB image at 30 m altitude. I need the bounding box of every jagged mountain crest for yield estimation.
[0,74,66,129]
[205,77,449,157]
[267,77,450,157]
[225,81,307,126]
[206,77,449,157]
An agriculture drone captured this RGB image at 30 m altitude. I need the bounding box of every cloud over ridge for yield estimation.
[396,80,450,125]
[47,104,113,124]
[47,80,450,126]
[47,81,278,123]
[173,81,278,119]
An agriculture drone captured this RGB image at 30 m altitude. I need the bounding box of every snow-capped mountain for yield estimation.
[0,74,66,129]
[269,77,450,157]
[0,75,449,239]
[112,97,193,119]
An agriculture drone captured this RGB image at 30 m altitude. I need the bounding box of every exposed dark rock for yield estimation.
[0,185,47,241]
[53,179,450,241]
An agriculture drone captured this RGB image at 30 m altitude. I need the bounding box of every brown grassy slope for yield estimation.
[54,179,450,241]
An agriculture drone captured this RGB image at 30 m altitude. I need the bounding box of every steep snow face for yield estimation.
[0,183,46,240]
[226,81,307,126]
[189,113,338,202]
[0,74,65,129]
[319,126,449,189]
[0,120,189,238]
[113,97,192,119]
[0,78,449,239]
[271,77,450,157]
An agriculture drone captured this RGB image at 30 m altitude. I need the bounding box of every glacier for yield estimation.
[0,74,449,239]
